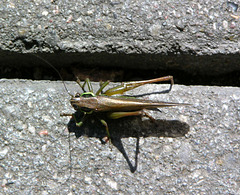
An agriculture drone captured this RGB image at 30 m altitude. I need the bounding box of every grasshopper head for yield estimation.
[70,92,97,113]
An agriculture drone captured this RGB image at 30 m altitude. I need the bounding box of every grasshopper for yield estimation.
[32,54,190,143]
[60,76,190,143]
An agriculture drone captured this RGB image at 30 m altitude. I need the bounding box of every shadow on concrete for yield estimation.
[67,111,190,173]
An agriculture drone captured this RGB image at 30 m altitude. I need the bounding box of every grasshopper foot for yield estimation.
[60,113,73,117]
[102,136,112,151]
[76,121,83,127]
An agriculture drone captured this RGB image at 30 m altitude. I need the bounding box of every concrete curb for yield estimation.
[0,79,239,194]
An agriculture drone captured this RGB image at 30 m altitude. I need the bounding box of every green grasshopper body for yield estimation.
[61,76,190,142]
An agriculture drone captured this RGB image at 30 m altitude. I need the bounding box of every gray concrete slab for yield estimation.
[1,1,240,74]
[0,79,239,194]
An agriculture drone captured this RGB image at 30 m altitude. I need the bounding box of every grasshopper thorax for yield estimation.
[80,92,95,98]
[70,92,96,114]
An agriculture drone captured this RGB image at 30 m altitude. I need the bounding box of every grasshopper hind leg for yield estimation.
[107,109,155,122]
[141,109,156,122]
[103,76,174,96]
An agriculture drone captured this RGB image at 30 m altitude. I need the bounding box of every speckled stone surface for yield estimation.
[0,79,239,194]
[0,1,240,193]
[0,0,240,74]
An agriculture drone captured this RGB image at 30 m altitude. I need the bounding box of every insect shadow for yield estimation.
[67,111,190,173]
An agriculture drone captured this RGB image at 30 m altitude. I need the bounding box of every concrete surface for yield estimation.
[1,0,240,74]
[1,0,240,194]
[0,79,239,194]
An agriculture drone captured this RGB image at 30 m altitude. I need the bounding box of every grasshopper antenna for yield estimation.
[32,54,74,188]
[32,54,73,97]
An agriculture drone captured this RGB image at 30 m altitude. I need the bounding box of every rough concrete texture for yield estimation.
[0,79,239,194]
[1,0,240,74]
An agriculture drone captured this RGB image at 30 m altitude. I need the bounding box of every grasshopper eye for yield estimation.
[80,107,93,113]
[75,93,81,97]
[72,104,79,110]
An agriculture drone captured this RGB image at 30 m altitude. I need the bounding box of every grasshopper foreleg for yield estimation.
[76,77,86,92]
[74,113,88,127]
[60,112,87,127]
[96,80,110,95]
[76,78,93,93]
